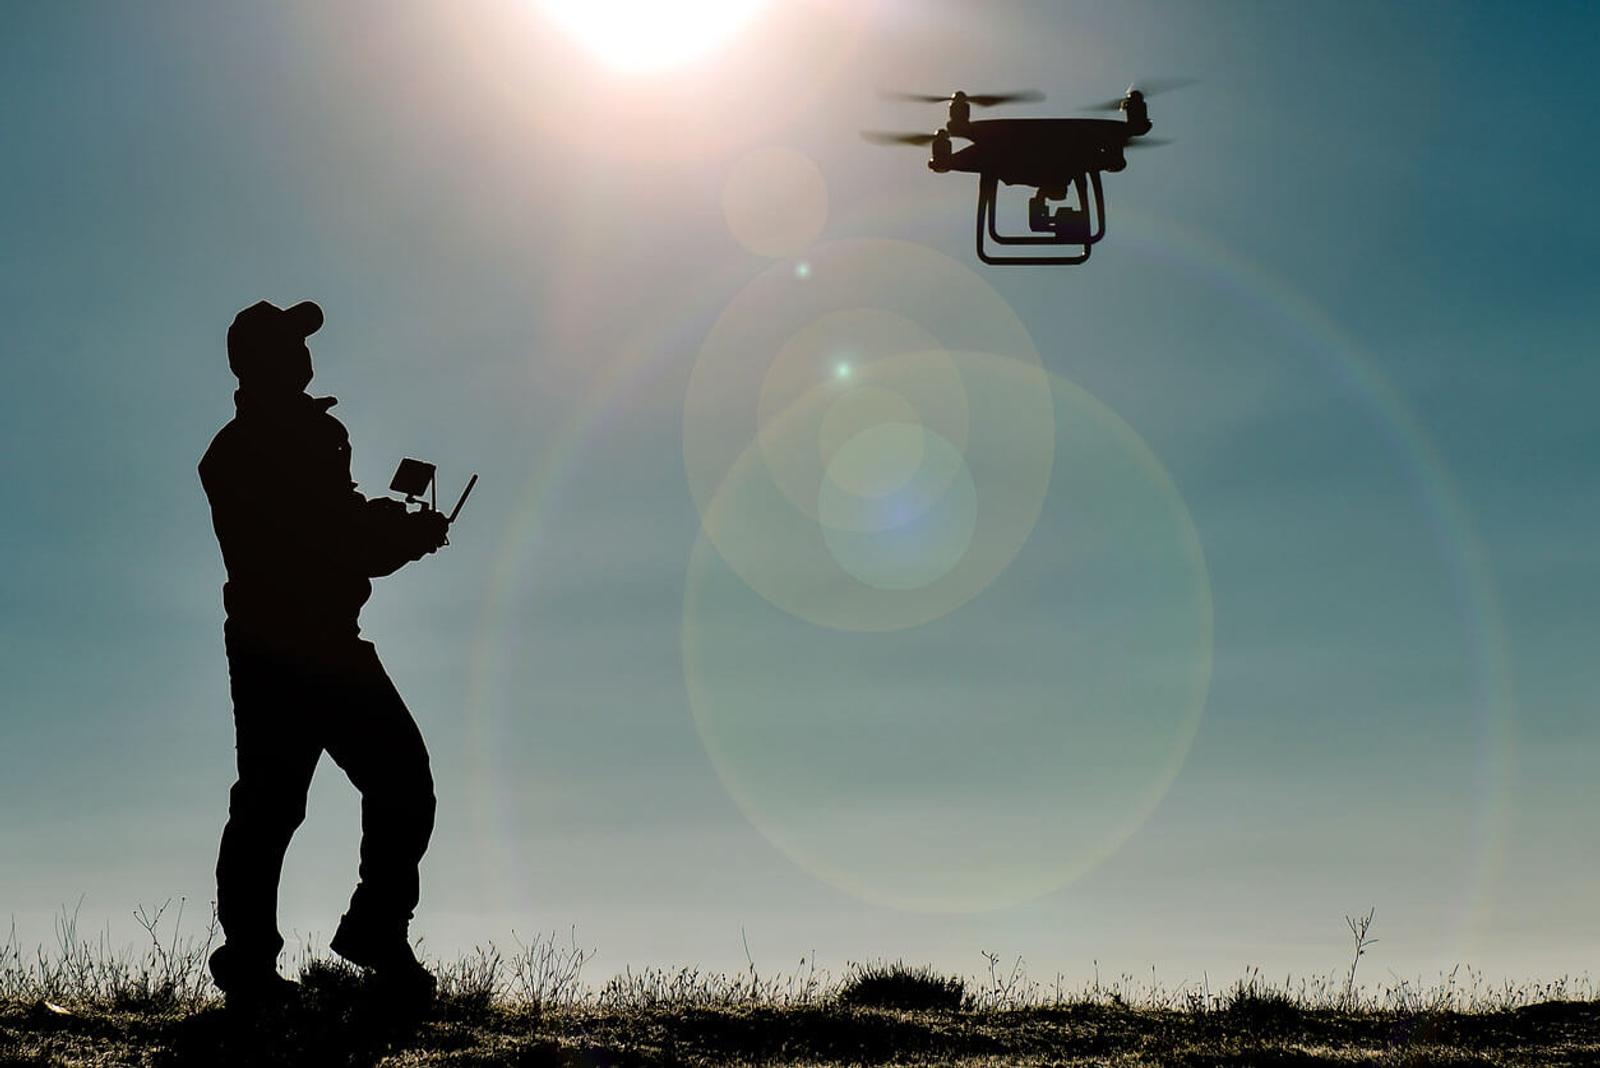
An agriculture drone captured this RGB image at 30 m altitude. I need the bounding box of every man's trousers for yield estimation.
[215,625,436,964]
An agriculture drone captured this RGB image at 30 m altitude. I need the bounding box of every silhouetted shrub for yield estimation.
[1223,981,1304,1033]
[296,957,366,1009]
[835,960,965,1011]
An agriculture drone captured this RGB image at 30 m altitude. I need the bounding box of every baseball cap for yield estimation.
[227,300,324,382]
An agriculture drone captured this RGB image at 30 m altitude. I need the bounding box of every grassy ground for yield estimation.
[8,980,1600,1067]
[5,907,1599,1066]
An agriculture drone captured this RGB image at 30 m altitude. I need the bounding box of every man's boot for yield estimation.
[209,944,299,1008]
[329,914,436,1006]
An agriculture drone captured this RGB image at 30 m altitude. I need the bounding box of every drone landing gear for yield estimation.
[975,172,1107,266]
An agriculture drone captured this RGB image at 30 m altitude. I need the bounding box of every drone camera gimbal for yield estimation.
[977,171,1107,266]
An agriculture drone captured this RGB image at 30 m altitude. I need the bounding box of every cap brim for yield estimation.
[283,301,324,338]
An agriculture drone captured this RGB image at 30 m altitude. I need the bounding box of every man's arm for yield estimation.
[313,409,448,576]
[200,416,447,581]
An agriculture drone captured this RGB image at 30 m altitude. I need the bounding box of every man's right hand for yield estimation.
[412,509,450,555]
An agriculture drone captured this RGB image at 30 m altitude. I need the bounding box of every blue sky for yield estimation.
[3,0,1599,987]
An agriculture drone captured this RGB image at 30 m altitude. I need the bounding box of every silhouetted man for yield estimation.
[199,300,449,1005]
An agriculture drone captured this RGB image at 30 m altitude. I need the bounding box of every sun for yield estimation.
[538,0,770,73]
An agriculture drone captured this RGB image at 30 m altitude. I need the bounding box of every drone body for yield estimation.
[867,86,1175,266]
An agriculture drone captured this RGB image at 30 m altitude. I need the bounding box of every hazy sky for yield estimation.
[3,1,1598,989]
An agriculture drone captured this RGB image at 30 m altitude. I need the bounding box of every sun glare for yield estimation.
[538,0,770,72]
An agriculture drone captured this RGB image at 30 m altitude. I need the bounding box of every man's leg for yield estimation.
[214,638,322,989]
[322,640,437,957]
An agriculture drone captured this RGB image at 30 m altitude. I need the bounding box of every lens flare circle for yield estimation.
[696,350,1051,631]
[822,417,927,504]
[723,146,829,258]
[685,240,1049,632]
[684,365,1213,912]
[755,308,967,523]
[817,389,924,500]
[819,423,977,591]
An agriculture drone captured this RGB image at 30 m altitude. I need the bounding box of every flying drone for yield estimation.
[865,81,1186,266]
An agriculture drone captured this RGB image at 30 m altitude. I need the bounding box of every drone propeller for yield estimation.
[966,90,1045,107]
[1087,77,1197,111]
[861,130,939,146]
[881,89,1045,107]
[882,91,957,104]
[1126,137,1173,148]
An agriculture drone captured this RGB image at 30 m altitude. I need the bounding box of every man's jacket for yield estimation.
[199,390,436,640]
